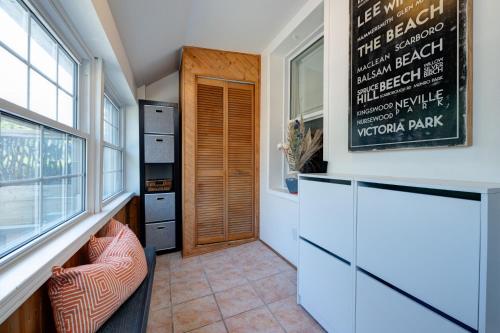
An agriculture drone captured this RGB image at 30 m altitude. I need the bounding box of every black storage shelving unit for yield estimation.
[139,100,181,253]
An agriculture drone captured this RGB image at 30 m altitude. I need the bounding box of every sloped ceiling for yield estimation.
[107,0,308,86]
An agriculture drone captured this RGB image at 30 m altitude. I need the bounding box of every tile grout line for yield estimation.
[201,260,229,333]
[168,256,175,333]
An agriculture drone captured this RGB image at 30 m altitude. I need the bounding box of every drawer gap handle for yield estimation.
[156,109,163,113]
[157,197,165,200]
[156,139,164,142]
[157,226,166,230]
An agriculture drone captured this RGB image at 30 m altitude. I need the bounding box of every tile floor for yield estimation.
[147,241,325,333]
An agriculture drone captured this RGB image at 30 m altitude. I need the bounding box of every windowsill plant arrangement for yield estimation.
[278,117,323,194]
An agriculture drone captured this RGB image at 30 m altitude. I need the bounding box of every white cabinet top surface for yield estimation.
[299,173,500,194]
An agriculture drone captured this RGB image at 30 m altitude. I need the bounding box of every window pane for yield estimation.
[0,114,84,259]
[0,0,28,59]
[30,18,57,81]
[42,128,65,177]
[0,182,40,256]
[57,89,73,127]
[0,46,27,108]
[67,135,83,176]
[0,114,40,181]
[58,49,74,93]
[103,146,122,200]
[66,176,83,217]
[103,97,120,145]
[30,69,56,120]
[42,178,63,228]
[291,37,324,119]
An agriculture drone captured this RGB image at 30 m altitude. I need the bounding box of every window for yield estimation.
[102,95,123,201]
[0,0,77,127]
[0,112,85,258]
[290,37,324,131]
[286,36,324,177]
[0,0,85,260]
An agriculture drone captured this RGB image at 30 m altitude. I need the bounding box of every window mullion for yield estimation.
[38,125,44,232]
[55,46,60,123]
[27,14,32,110]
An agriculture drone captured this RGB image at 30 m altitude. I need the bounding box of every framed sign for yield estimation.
[349,0,472,151]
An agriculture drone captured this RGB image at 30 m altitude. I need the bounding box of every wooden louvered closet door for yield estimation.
[226,82,255,240]
[195,78,255,245]
[196,79,225,244]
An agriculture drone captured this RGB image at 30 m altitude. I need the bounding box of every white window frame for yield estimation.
[101,92,124,205]
[282,28,324,187]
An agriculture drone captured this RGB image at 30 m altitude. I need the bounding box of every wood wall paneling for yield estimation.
[181,46,260,257]
[0,197,140,333]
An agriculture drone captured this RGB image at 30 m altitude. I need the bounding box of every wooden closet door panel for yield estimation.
[227,83,255,240]
[196,80,225,244]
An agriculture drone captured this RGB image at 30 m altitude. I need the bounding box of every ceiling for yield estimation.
[107,0,308,86]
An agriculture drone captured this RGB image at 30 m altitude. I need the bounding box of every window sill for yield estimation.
[267,187,299,203]
[0,192,134,324]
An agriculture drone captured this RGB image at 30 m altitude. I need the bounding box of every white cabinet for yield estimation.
[298,239,353,333]
[356,271,468,333]
[299,177,353,261]
[357,184,481,329]
[298,173,500,333]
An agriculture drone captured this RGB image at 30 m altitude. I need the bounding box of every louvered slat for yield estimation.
[227,85,255,240]
[195,82,225,244]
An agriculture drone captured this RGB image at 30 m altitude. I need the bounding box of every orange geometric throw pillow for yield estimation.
[87,235,113,263]
[48,226,147,333]
[103,218,125,237]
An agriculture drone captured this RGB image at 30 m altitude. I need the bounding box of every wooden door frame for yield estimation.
[181,47,260,257]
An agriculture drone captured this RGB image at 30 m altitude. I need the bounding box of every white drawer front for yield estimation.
[299,178,353,261]
[356,271,469,333]
[298,239,353,333]
[357,185,480,329]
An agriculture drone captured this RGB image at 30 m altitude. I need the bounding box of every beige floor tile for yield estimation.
[252,273,296,304]
[202,255,235,273]
[188,321,227,333]
[171,275,213,304]
[280,267,297,286]
[214,284,263,318]
[239,260,282,281]
[172,295,222,333]
[155,267,171,284]
[224,307,284,333]
[151,280,171,311]
[206,266,247,292]
[148,307,173,333]
[170,253,202,270]
[199,249,229,262]
[269,256,295,273]
[157,253,171,266]
[268,296,325,333]
[171,265,206,284]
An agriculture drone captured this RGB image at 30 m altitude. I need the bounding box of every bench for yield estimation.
[97,246,156,333]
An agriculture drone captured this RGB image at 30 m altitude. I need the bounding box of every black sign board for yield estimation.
[349,0,472,151]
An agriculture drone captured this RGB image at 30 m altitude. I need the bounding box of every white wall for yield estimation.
[125,104,140,194]
[144,71,179,103]
[260,0,324,266]
[261,0,500,265]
